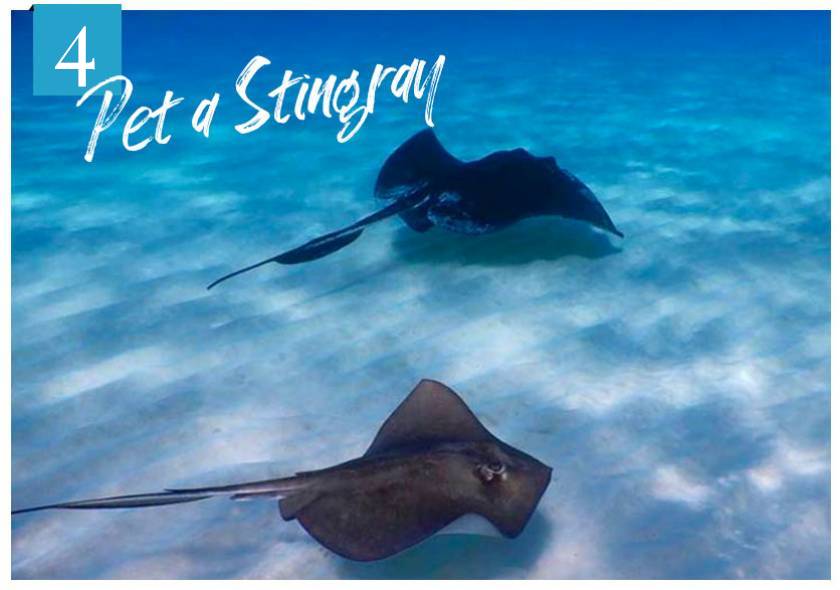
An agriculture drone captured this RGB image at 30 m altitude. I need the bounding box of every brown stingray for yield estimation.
[12,380,552,562]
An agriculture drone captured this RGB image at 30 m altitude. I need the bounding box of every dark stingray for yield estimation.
[207,129,622,289]
[12,380,552,562]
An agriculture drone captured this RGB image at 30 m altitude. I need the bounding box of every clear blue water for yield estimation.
[11,10,830,579]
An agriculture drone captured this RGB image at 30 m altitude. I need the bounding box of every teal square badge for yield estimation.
[33,4,122,96]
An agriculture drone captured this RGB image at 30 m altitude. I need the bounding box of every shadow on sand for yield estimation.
[336,511,552,579]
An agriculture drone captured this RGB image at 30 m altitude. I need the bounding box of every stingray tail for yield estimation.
[165,475,308,498]
[12,476,311,515]
[207,194,428,290]
[11,492,213,515]
[208,129,457,290]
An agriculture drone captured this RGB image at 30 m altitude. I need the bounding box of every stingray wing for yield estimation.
[291,478,466,561]
[374,129,459,201]
[364,379,496,457]
[362,380,552,543]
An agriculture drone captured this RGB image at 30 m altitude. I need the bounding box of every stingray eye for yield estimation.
[476,462,507,483]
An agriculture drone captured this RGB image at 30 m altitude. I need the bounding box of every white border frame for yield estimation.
[3,1,834,585]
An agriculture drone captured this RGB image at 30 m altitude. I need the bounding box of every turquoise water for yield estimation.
[11,11,830,579]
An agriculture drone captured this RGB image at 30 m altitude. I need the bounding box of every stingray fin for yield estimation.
[278,490,320,521]
[375,129,460,202]
[364,380,495,457]
[293,482,466,561]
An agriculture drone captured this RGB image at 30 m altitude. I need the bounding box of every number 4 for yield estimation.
[55,26,96,88]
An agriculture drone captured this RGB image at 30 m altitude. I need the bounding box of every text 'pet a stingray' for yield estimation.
[75,54,446,162]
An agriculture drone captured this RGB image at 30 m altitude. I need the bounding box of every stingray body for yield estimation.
[208,129,622,289]
[12,380,552,562]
